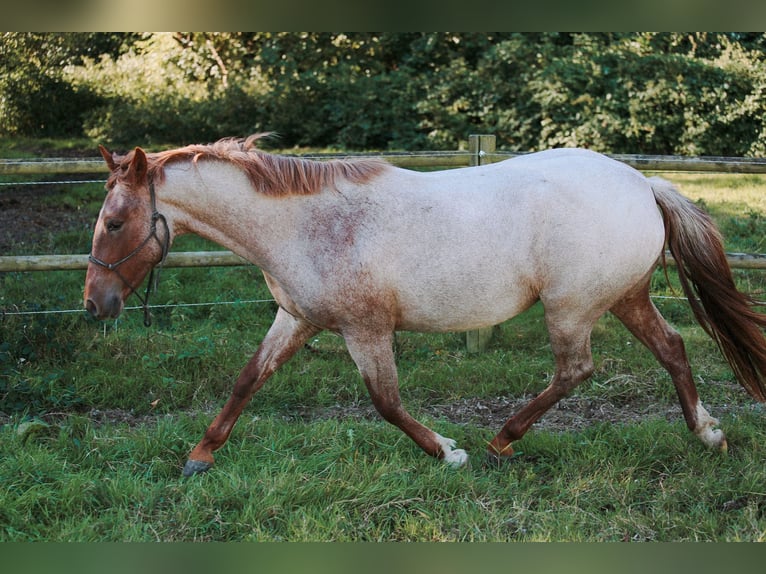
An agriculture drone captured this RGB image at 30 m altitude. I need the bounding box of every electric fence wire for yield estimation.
[1,295,690,319]
[1,298,277,319]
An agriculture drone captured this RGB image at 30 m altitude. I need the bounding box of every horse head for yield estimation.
[84,145,169,323]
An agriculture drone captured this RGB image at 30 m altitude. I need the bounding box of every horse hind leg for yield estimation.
[487,313,596,463]
[609,281,727,451]
[344,329,469,468]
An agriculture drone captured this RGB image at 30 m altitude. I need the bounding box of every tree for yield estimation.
[4,32,766,156]
[0,33,136,137]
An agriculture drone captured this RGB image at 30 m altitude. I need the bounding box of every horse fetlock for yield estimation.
[694,403,727,451]
[435,433,469,468]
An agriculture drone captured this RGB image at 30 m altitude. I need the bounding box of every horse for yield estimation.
[84,135,766,477]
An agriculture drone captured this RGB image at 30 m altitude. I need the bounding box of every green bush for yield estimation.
[0,33,136,139]
[4,33,766,154]
[416,33,766,155]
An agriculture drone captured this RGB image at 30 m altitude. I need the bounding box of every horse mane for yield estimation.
[118,134,389,196]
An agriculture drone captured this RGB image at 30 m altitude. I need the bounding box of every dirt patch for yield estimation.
[428,394,683,432]
[6,391,764,439]
[26,393,683,433]
[296,394,685,432]
[0,183,97,253]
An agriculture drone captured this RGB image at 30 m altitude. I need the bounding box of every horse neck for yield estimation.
[158,161,293,266]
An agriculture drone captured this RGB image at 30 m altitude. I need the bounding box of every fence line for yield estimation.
[1,298,277,318]
[0,178,106,187]
[0,151,474,176]
[4,295,695,320]
[0,251,248,272]
[3,250,766,274]
[7,140,766,274]
[5,149,766,177]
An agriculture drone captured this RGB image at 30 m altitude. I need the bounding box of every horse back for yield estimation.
[338,149,666,331]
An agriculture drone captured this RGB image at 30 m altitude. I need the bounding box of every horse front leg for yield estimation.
[344,329,469,468]
[183,308,319,477]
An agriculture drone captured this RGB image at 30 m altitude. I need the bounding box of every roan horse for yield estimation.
[84,135,766,477]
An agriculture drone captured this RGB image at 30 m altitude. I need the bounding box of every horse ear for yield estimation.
[127,147,148,185]
[98,145,118,171]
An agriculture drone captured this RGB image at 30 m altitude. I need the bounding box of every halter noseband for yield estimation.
[88,180,170,327]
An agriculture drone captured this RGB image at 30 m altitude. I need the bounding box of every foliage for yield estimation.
[0,33,135,138]
[417,33,766,155]
[4,33,766,153]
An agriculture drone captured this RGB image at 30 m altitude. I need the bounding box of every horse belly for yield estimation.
[395,293,538,333]
[391,247,540,333]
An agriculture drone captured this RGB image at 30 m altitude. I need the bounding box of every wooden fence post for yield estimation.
[465,134,497,353]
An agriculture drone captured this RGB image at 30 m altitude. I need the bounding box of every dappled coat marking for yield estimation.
[84,137,766,476]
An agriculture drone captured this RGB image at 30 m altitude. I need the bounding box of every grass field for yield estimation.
[2,155,766,541]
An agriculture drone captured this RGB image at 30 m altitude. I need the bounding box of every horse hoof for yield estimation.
[182,459,213,477]
[444,448,469,468]
[484,451,516,469]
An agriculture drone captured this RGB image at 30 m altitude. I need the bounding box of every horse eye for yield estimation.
[106,220,123,232]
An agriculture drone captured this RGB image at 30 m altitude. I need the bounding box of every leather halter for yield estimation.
[88,181,170,326]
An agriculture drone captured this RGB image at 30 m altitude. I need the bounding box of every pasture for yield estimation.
[2,166,766,541]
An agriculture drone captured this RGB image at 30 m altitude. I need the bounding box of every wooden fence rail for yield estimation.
[4,150,766,176]
[0,251,248,272]
[3,250,766,274]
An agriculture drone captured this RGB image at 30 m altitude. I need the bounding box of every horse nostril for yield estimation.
[85,299,99,318]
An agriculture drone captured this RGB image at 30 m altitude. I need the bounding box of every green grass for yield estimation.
[2,167,766,540]
[3,411,766,541]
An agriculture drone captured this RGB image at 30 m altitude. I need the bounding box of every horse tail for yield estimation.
[650,176,766,401]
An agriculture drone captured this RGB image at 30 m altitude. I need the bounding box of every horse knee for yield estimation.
[553,356,594,395]
[577,358,595,382]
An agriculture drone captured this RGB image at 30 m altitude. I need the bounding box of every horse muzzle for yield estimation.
[84,290,124,320]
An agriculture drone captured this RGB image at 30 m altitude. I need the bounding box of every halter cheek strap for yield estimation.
[88,181,170,327]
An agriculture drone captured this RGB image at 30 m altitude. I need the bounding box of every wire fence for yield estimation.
[0,179,106,187]
[2,295,699,321]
